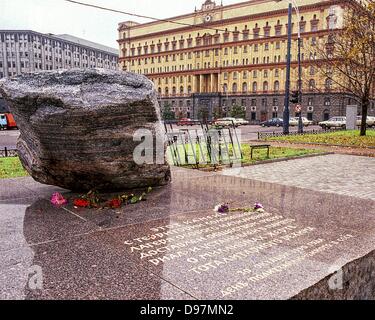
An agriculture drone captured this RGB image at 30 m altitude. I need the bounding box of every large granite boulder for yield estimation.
[0,69,171,191]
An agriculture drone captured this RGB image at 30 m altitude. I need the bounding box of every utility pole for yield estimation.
[297,36,303,133]
[283,2,293,135]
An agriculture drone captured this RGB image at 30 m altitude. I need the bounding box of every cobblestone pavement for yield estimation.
[264,141,375,157]
[222,154,375,201]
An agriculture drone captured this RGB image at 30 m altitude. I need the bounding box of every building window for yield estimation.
[232,83,238,93]
[263,81,269,92]
[309,79,316,91]
[242,82,248,93]
[274,81,280,92]
[324,98,331,106]
[308,97,314,106]
[252,82,257,93]
[325,78,332,91]
[273,98,279,106]
[251,112,257,121]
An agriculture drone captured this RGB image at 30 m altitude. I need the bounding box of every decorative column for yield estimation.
[200,74,204,93]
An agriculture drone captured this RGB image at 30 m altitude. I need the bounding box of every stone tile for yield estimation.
[94,208,375,300]
[0,197,38,251]
[22,232,194,300]
[0,178,40,201]
[221,154,375,201]
[0,197,99,251]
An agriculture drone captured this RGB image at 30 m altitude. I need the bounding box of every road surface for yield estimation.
[0,125,322,149]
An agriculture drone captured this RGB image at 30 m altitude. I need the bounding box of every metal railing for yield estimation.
[258,127,345,140]
[0,147,18,158]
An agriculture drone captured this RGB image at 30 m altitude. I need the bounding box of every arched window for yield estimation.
[309,79,315,91]
[252,82,257,93]
[274,81,280,92]
[180,86,184,94]
[223,83,228,93]
[242,82,248,93]
[158,87,162,95]
[325,78,332,91]
[232,83,238,93]
[172,86,176,95]
[263,81,269,92]
[165,87,169,95]
[187,85,192,94]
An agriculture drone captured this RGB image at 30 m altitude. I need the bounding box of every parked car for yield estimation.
[319,117,347,129]
[356,116,375,128]
[260,118,284,127]
[289,117,314,127]
[0,114,6,130]
[177,118,196,126]
[214,117,238,127]
[0,113,17,130]
[235,118,250,126]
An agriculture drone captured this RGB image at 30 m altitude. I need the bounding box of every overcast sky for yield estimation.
[0,0,241,49]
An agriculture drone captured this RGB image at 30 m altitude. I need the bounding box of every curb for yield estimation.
[261,140,375,150]
[189,152,332,172]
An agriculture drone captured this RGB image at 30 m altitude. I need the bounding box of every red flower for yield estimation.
[108,198,122,209]
[73,199,90,208]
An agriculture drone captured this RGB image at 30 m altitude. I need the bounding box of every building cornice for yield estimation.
[0,30,118,57]
[118,0,346,42]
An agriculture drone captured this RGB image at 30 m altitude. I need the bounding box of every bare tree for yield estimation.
[310,0,375,136]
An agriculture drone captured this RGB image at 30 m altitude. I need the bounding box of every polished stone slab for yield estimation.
[1,167,375,300]
[0,197,99,252]
[92,209,375,300]
[23,232,193,300]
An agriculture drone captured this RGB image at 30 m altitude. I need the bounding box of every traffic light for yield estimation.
[290,91,299,104]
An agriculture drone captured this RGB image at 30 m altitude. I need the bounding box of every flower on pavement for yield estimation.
[50,192,68,207]
[214,203,230,214]
[254,202,265,213]
[107,198,122,209]
[73,198,90,208]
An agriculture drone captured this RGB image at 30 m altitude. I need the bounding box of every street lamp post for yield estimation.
[277,0,303,134]
[283,2,293,135]
[293,0,304,134]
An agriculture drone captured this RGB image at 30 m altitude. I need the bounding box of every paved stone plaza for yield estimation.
[223,154,375,201]
[1,153,375,300]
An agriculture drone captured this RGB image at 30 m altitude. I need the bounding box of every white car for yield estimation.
[234,118,250,126]
[319,117,347,129]
[215,117,238,127]
[356,116,375,128]
[289,117,313,127]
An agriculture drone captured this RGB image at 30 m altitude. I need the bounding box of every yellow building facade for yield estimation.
[118,0,374,122]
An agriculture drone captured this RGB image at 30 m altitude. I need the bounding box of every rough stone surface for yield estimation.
[0,69,170,191]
